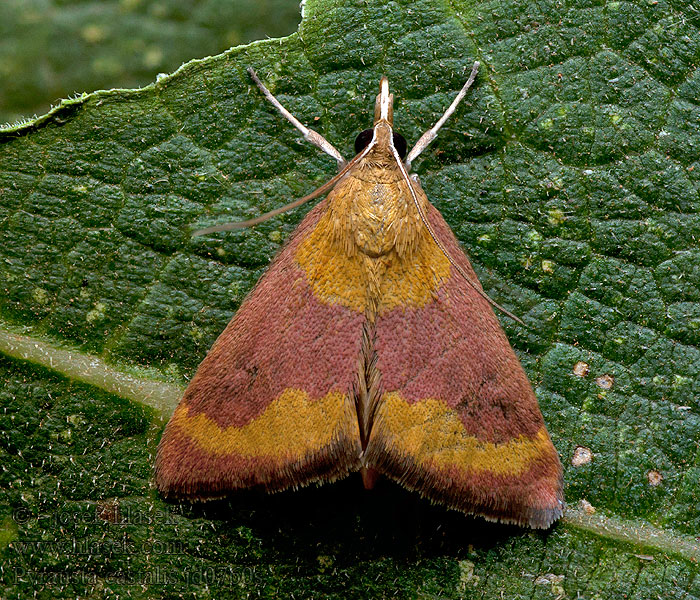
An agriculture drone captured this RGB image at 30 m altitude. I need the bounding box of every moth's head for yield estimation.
[353,77,407,160]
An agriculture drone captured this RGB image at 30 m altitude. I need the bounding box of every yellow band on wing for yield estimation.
[171,389,357,457]
[373,392,554,476]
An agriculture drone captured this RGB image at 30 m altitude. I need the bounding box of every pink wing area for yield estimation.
[155,200,365,499]
[365,204,564,528]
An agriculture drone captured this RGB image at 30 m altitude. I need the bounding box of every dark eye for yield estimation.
[392,132,407,159]
[354,129,374,154]
[354,129,408,159]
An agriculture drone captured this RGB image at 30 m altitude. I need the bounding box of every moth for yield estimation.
[155,63,564,528]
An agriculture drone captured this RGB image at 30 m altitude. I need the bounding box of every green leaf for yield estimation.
[2,0,700,597]
[0,0,302,125]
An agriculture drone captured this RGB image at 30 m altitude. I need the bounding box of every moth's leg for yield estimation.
[248,67,347,169]
[405,61,480,171]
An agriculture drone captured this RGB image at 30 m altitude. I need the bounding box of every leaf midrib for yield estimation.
[1,320,697,564]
